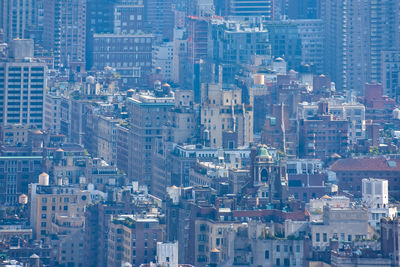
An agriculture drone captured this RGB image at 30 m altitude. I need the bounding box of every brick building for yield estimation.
[330,158,400,199]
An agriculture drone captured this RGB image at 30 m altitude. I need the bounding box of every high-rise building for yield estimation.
[124,88,174,188]
[287,0,320,19]
[86,0,117,70]
[43,0,86,70]
[323,0,400,93]
[91,33,153,89]
[209,20,271,85]
[0,39,46,129]
[382,50,400,98]
[144,0,174,41]
[113,0,145,34]
[264,21,302,71]
[0,0,36,42]
[291,19,324,73]
[369,0,400,85]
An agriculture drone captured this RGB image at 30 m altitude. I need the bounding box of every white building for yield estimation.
[156,242,179,267]
[286,159,323,175]
[362,178,397,230]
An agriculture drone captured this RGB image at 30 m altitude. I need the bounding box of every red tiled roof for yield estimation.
[330,158,400,171]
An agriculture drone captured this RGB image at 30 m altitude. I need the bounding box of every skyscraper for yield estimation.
[323,0,400,93]
[0,39,46,129]
[124,88,174,189]
[0,0,36,42]
[43,0,86,70]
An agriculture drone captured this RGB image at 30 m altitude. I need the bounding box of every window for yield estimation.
[348,235,352,242]
[276,245,280,252]
[323,233,327,242]
[276,258,280,266]
[265,250,269,259]
[284,245,288,252]
[316,233,320,242]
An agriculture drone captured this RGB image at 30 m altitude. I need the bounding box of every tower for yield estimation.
[252,145,288,203]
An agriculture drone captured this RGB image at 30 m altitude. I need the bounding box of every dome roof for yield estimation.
[257,145,271,158]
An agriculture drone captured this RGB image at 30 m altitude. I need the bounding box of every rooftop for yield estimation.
[330,158,400,171]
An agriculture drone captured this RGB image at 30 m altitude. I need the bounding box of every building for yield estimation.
[28,175,91,240]
[221,221,311,267]
[84,201,133,267]
[382,50,400,99]
[124,89,174,188]
[298,107,349,159]
[144,0,174,41]
[193,218,241,267]
[0,155,42,205]
[298,99,366,145]
[287,0,320,19]
[310,205,370,249]
[113,0,145,34]
[84,114,121,166]
[362,178,397,231]
[0,39,47,129]
[287,159,327,202]
[86,0,117,69]
[0,0,36,41]
[43,92,62,134]
[251,145,288,203]
[330,158,400,199]
[91,33,153,89]
[291,19,324,73]
[322,0,400,92]
[107,214,165,267]
[156,242,178,267]
[330,250,393,267]
[229,0,274,18]
[381,217,400,267]
[200,82,253,148]
[264,21,302,71]
[43,0,86,70]
[153,42,174,82]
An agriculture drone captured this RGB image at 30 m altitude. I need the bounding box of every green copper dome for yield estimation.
[257,145,271,158]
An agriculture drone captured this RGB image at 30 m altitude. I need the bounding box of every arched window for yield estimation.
[261,169,268,182]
